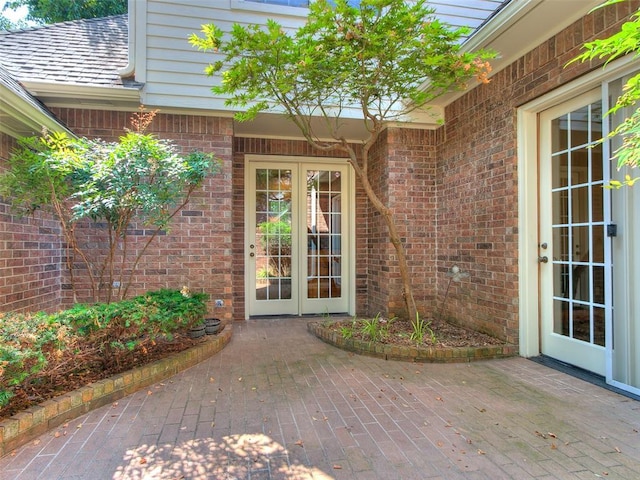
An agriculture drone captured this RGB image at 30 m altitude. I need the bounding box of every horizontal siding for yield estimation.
[143,0,306,112]
[142,0,505,113]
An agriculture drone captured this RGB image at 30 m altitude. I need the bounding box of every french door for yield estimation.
[245,158,352,317]
[538,89,611,375]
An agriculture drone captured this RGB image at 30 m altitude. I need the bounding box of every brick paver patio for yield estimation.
[1,317,639,479]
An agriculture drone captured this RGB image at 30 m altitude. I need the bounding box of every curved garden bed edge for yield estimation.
[308,321,518,363]
[0,324,232,458]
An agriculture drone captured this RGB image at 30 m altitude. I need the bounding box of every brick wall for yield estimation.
[367,127,439,319]
[49,109,234,319]
[435,1,638,343]
[0,132,62,313]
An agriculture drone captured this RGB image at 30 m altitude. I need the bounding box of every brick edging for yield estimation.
[0,324,233,458]
[308,322,517,363]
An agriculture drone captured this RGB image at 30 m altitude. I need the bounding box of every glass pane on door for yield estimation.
[306,170,342,299]
[550,101,606,346]
[255,168,293,301]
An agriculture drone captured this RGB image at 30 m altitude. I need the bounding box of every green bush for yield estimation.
[0,289,208,408]
[0,312,73,407]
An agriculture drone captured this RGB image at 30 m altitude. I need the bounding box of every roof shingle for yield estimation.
[0,15,129,88]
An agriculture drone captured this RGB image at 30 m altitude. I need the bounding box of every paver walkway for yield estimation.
[1,317,639,479]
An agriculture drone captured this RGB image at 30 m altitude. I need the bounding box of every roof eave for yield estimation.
[426,0,604,108]
[20,80,143,111]
[0,83,70,138]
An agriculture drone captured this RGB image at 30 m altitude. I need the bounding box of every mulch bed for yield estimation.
[326,317,506,348]
[0,334,203,422]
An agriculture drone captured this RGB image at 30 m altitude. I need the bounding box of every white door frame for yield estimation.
[244,154,356,319]
[518,56,637,366]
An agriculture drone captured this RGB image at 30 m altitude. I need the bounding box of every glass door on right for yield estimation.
[539,89,610,376]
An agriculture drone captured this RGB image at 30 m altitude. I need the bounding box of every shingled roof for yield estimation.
[0,14,131,88]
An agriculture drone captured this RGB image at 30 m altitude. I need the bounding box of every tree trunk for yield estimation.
[342,144,419,322]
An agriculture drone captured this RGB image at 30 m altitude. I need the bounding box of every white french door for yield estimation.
[245,158,353,318]
[539,89,611,376]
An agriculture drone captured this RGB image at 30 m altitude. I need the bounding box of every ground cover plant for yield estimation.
[0,289,208,420]
[326,315,504,349]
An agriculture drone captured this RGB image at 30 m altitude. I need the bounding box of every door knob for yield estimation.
[538,256,548,263]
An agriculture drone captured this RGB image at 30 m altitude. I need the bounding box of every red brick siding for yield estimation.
[49,109,234,319]
[1,132,62,313]
[366,127,439,319]
[366,129,391,317]
[436,1,638,342]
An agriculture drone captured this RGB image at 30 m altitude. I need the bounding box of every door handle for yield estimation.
[538,256,548,263]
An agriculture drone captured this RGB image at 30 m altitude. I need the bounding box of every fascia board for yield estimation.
[0,83,69,137]
[20,81,142,108]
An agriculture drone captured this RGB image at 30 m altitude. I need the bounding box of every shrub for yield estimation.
[0,289,208,408]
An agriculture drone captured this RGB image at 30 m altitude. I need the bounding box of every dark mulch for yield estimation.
[325,317,506,348]
[0,334,203,422]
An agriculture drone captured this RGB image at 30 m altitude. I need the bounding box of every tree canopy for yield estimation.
[1,0,126,29]
[191,0,494,321]
[571,0,640,187]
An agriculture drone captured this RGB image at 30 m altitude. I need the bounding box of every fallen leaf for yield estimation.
[548,432,557,438]
[33,439,41,446]
[437,441,444,447]
[477,449,486,455]
[54,432,61,438]
[63,423,69,428]
[76,424,82,429]
[295,440,304,447]
[147,390,153,395]
[333,465,342,470]
[551,443,557,450]
[615,446,621,453]
[112,402,119,408]
[209,377,215,383]
[436,397,443,402]
[238,377,242,382]
[535,431,546,439]
[140,458,147,465]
